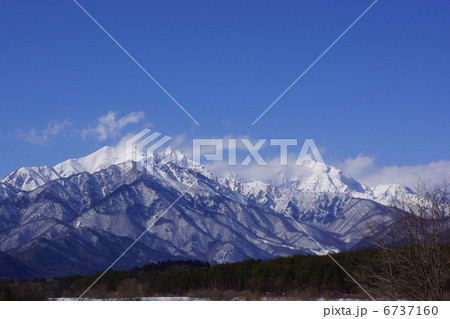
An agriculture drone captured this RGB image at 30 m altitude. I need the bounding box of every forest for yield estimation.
[0,246,448,301]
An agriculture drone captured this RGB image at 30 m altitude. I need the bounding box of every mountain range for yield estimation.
[0,144,410,278]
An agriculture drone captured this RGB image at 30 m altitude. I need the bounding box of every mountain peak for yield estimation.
[54,145,122,177]
[2,165,60,192]
[0,143,412,207]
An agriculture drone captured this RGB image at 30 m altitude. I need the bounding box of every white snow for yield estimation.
[0,143,413,207]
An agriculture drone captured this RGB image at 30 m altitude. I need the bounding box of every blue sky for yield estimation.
[0,0,449,183]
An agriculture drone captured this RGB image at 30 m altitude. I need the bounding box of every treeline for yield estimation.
[1,247,448,300]
[0,249,384,300]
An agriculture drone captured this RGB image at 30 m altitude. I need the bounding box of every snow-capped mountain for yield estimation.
[0,144,408,278]
[0,145,210,192]
[0,144,409,206]
[2,166,62,192]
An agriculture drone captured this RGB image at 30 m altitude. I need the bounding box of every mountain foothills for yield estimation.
[0,146,410,278]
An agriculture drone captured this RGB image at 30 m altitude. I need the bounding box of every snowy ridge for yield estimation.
[54,146,121,177]
[0,144,406,277]
[2,166,61,192]
[0,144,411,206]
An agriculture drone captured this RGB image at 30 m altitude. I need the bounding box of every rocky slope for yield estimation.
[0,146,405,278]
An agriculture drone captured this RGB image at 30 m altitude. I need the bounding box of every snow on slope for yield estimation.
[54,146,122,177]
[280,162,369,194]
[0,160,353,273]
[0,143,411,275]
[2,166,61,192]
[0,183,18,202]
[0,142,412,206]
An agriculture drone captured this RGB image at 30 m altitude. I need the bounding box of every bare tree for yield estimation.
[360,181,450,300]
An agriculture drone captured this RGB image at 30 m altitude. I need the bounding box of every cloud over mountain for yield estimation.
[81,111,145,141]
[338,155,450,187]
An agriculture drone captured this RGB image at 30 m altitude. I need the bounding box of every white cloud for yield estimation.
[113,131,449,188]
[203,154,316,183]
[163,135,326,185]
[17,120,72,145]
[202,153,450,188]
[82,111,145,141]
[337,154,450,187]
[177,138,450,188]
